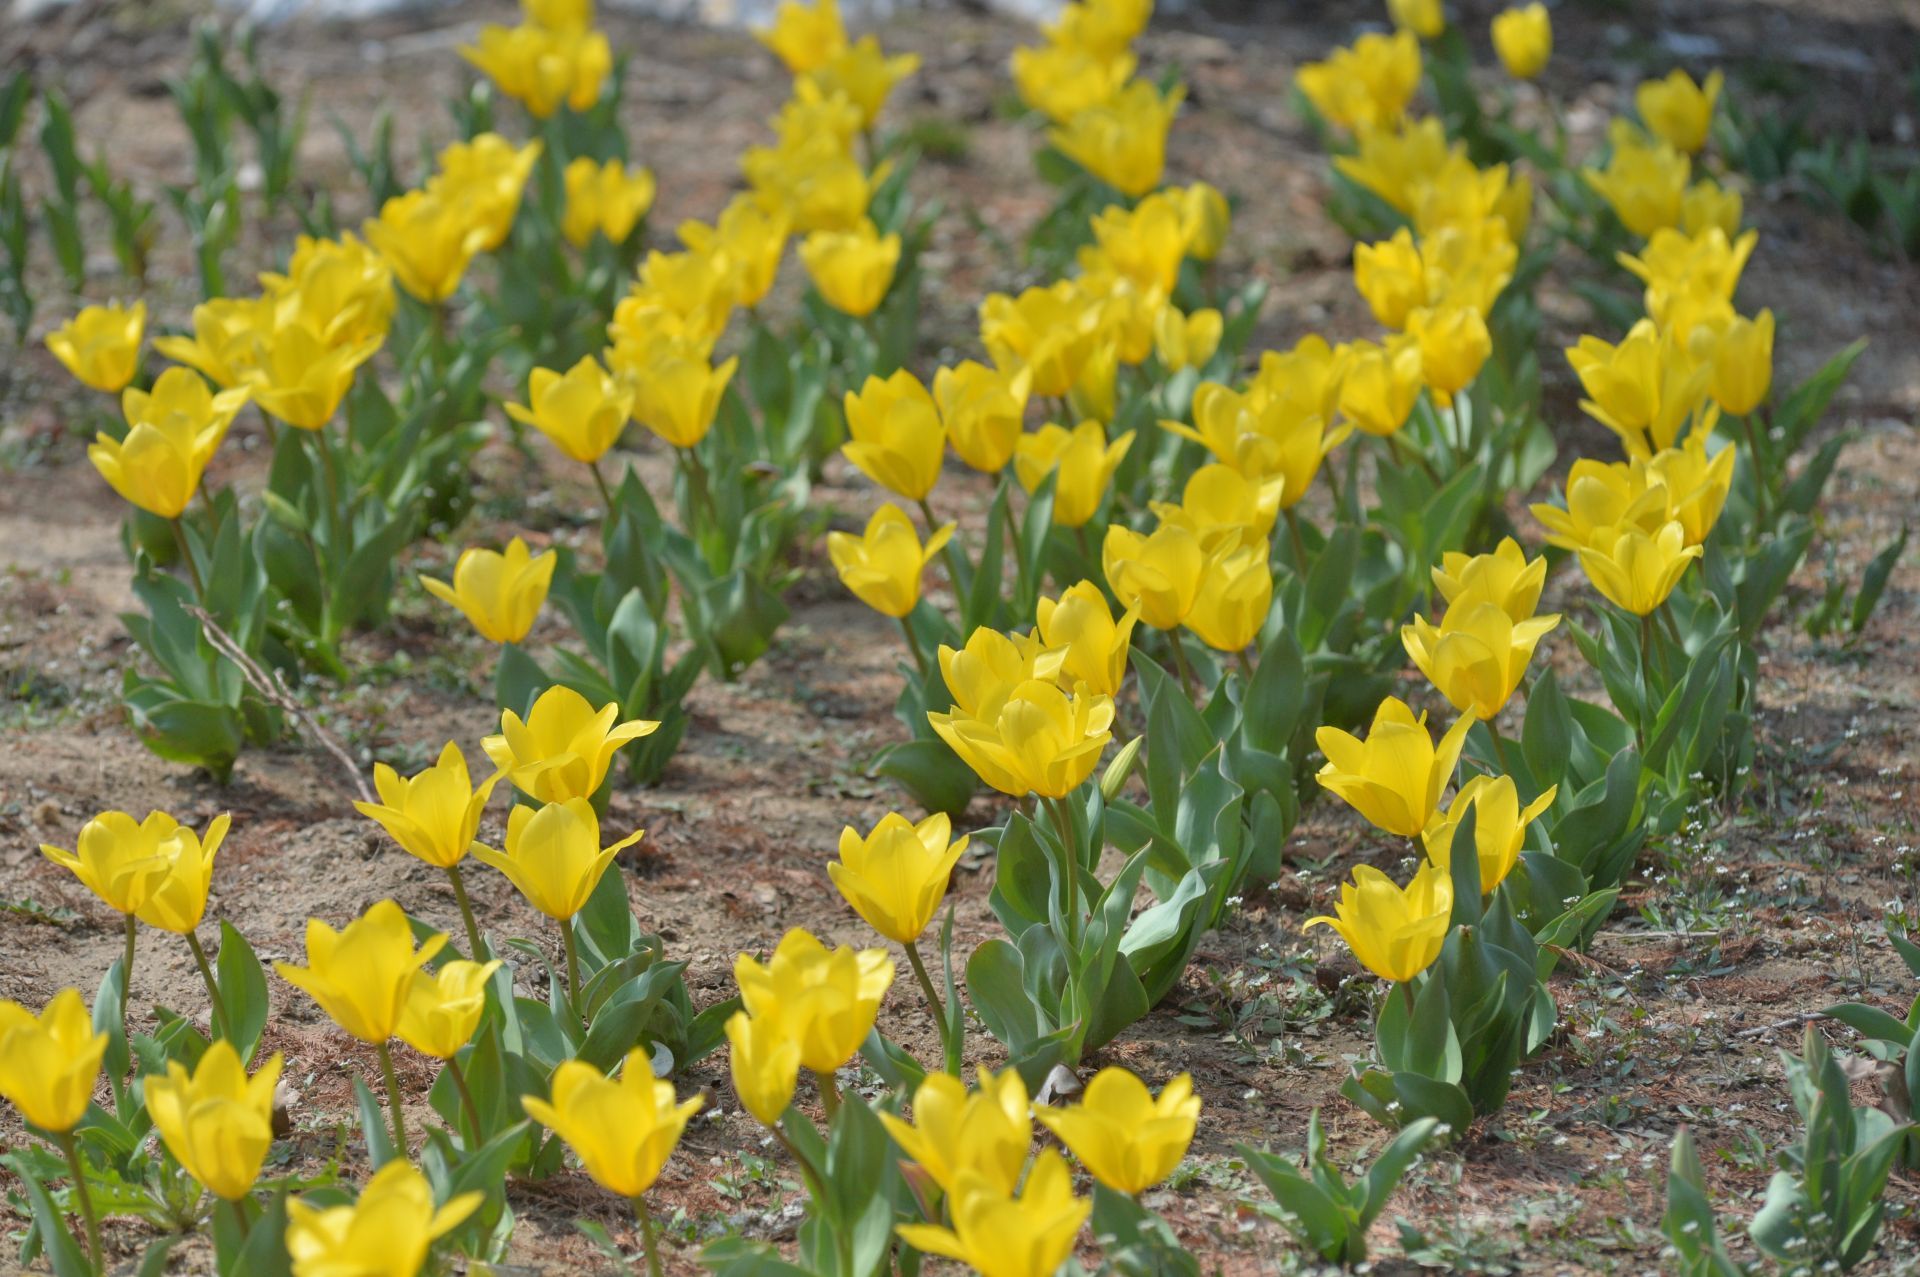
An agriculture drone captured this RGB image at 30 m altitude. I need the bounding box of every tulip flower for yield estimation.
[126,811,229,937]
[1620,227,1757,333]
[1068,338,1119,423]
[756,0,847,74]
[742,131,881,235]
[934,360,1031,474]
[1490,3,1550,79]
[39,810,178,917]
[47,301,145,392]
[1035,580,1137,699]
[1431,538,1548,623]
[420,538,556,646]
[827,503,954,622]
[263,232,396,352]
[1388,0,1444,38]
[1296,31,1420,133]
[896,1147,1091,1277]
[483,684,659,804]
[430,133,542,253]
[1422,774,1558,894]
[1315,697,1472,837]
[842,369,946,502]
[830,811,967,945]
[1168,381,1351,509]
[525,1050,702,1271]
[1184,538,1273,655]
[678,195,790,309]
[145,1041,282,1201]
[1049,79,1183,198]
[363,189,486,304]
[473,798,642,923]
[1681,179,1743,239]
[1153,306,1223,372]
[1582,126,1690,238]
[929,678,1114,801]
[1354,228,1425,331]
[630,350,740,454]
[1101,521,1203,631]
[1177,181,1231,261]
[152,296,273,390]
[1643,433,1737,547]
[250,321,381,431]
[1306,860,1453,983]
[979,282,1104,397]
[89,367,248,520]
[1530,455,1670,554]
[800,220,902,318]
[1013,420,1135,528]
[1406,303,1492,406]
[1047,0,1151,53]
[1333,116,1455,215]
[1034,1068,1201,1195]
[878,1068,1031,1195]
[286,1160,481,1277]
[460,22,611,118]
[1339,335,1424,437]
[734,929,894,1086]
[0,989,109,1264]
[1565,320,1712,458]
[807,36,920,127]
[506,355,635,467]
[725,1009,801,1126]
[561,156,656,248]
[937,625,1069,718]
[353,741,499,955]
[1704,309,1773,416]
[1010,42,1136,124]
[524,0,593,31]
[1402,599,1561,722]
[1635,68,1722,155]
[1087,195,1189,295]
[633,245,739,345]
[1575,520,1703,616]
[397,959,501,1062]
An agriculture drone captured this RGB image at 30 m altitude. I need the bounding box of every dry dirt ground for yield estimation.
[4,0,1920,1272]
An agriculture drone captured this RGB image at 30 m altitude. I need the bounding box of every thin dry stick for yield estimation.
[184,604,375,805]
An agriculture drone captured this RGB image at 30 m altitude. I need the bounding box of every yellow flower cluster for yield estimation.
[461,0,611,120]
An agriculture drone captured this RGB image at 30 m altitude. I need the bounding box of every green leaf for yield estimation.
[1851,525,1908,633]
[354,1074,398,1168]
[1821,1002,1914,1046]
[19,1162,92,1277]
[215,921,270,1062]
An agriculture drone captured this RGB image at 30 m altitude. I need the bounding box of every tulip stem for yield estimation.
[916,496,970,599]
[1042,796,1083,948]
[905,940,959,1075]
[446,864,485,958]
[588,460,614,513]
[169,517,206,598]
[1166,633,1197,701]
[1485,719,1513,776]
[120,913,137,1028]
[1740,413,1771,528]
[185,930,231,1043]
[54,1131,101,1274]
[227,1196,251,1239]
[897,616,930,679]
[633,1194,664,1277]
[561,920,583,1014]
[1233,648,1256,683]
[447,1056,484,1144]
[813,1068,842,1123]
[377,1039,409,1155]
[1283,507,1310,572]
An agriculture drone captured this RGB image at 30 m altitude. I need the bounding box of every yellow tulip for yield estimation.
[1566,321,1711,457]
[249,320,381,431]
[560,157,656,248]
[1704,309,1773,416]
[800,221,902,318]
[979,282,1103,397]
[742,132,881,235]
[286,1160,480,1277]
[276,900,447,1044]
[678,195,790,309]
[1575,520,1702,615]
[1102,521,1204,630]
[1582,126,1690,238]
[152,296,273,390]
[532,1057,695,1203]
[1490,3,1550,79]
[397,960,503,1059]
[1402,599,1561,721]
[524,0,593,34]
[1314,697,1471,837]
[1681,179,1743,239]
[634,245,738,345]
[262,232,395,350]
[1153,305,1223,372]
[363,190,485,304]
[1079,269,1163,366]
[39,811,181,915]
[505,355,635,465]
[725,1009,801,1126]
[1421,774,1557,894]
[1087,194,1189,294]
[144,1042,282,1200]
[733,929,894,1074]
[1431,537,1547,623]
[877,1068,1031,1196]
[934,361,1031,475]
[1643,432,1737,547]
[1354,228,1425,331]
[827,504,954,619]
[420,538,556,645]
[629,350,739,451]
[1406,303,1491,405]
[937,626,1069,718]
[47,301,145,392]
[473,799,643,921]
[1619,227,1757,333]
[1166,382,1349,508]
[1245,332,1352,445]
[133,813,232,935]
[1049,79,1183,198]
[1013,420,1134,528]
[1010,42,1136,125]
[354,743,499,870]
[830,812,968,944]
[807,35,920,127]
[1185,538,1272,654]
[1047,0,1152,56]
[460,22,610,119]
[90,367,248,519]
[431,133,541,253]
[1636,68,1722,155]
[1305,860,1453,983]
[930,678,1114,799]
[842,369,946,501]
[1150,462,1282,549]
[483,684,659,804]
[1033,1068,1200,1194]
[756,0,846,74]
[1035,580,1137,699]
[1388,0,1444,38]
[0,989,107,1133]
[1416,216,1517,316]
[1530,455,1671,553]
[1176,181,1231,261]
[1296,31,1421,133]
[1333,116,1456,215]
[1338,335,1424,437]
[895,1147,1090,1277]
[1067,339,1119,424]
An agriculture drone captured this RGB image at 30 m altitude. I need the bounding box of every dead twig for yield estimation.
[184,605,375,806]
[1731,1011,1825,1041]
